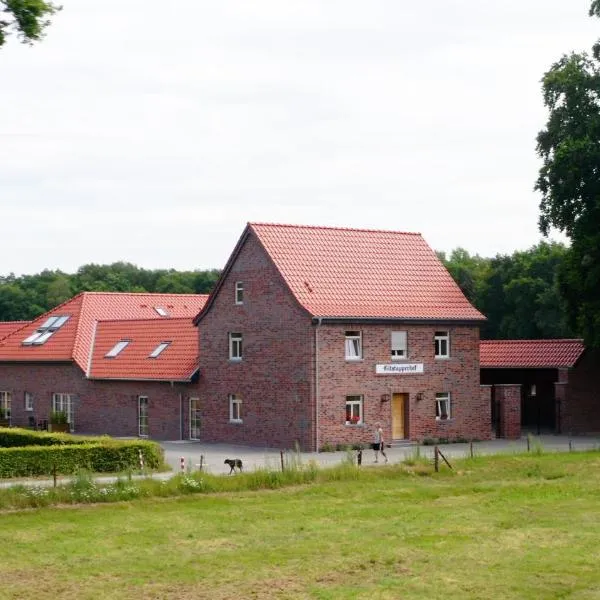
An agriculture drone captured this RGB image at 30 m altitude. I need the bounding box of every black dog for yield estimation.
[224,458,243,474]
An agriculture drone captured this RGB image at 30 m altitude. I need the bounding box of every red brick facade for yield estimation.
[0,363,192,440]
[494,384,521,439]
[195,230,491,450]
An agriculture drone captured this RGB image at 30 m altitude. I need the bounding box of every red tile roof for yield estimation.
[0,292,208,371]
[247,223,485,320]
[88,318,198,381]
[0,321,30,341]
[480,339,585,368]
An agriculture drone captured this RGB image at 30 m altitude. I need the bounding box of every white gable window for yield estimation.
[24,392,33,412]
[138,396,149,437]
[105,340,130,358]
[434,331,450,359]
[149,342,170,358]
[435,392,451,420]
[229,333,243,360]
[229,394,242,423]
[52,393,74,429]
[0,391,11,422]
[22,315,70,346]
[345,331,362,360]
[391,331,407,359]
[235,282,244,305]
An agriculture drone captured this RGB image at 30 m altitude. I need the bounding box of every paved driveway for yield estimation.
[161,434,600,476]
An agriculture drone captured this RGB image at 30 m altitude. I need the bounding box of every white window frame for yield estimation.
[138,396,149,437]
[229,333,243,360]
[345,331,362,360]
[149,342,170,358]
[435,392,451,420]
[0,391,12,422]
[345,395,363,425]
[434,331,450,359]
[22,315,70,345]
[24,392,33,412]
[52,393,74,429]
[391,331,408,360]
[154,306,169,317]
[189,397,201,440]
[229,394,242,423]
[235,281,244,305]
[105,340,130,358]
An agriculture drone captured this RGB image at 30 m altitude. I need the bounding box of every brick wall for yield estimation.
[0,362,192,440]
[196,232,316,450]
[561,350,600,434]
[494,384,521,439]
[316,323,490,448]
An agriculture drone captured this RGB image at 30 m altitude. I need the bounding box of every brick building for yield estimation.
[0,292,206,439]
[481,339,600,437]
[194,223,491,451]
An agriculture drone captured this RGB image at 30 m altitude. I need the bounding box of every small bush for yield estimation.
[319,442,334,452]
[422,438,437,446]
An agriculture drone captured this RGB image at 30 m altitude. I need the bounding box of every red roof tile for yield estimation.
[480,339,585,368]
[88,318,198,381]
[0,292,207,371]
[248,223,485,320]
[0,321,30,341]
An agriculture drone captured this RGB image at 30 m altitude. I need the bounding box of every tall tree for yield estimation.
[0,0,60,47]
[535,3,600,347]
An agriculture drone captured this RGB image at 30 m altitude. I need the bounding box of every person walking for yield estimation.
[373,424,388,463]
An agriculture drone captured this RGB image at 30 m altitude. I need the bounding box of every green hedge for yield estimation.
[0,440,164,478]
[0,427,99,448]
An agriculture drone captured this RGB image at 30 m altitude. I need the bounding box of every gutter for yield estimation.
[314,317,322,452]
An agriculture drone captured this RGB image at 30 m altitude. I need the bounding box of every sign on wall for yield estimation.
[376,363,424,375]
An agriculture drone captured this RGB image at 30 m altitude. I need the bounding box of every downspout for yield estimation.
[180,392,183,441]
[315,317,322,452]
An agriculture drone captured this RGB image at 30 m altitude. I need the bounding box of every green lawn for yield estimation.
[2,452,600,599]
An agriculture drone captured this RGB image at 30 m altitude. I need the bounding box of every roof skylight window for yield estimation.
[105,340,130,358]
[149,342,170,358]
[22,315,71,346]
[154,307,169,317]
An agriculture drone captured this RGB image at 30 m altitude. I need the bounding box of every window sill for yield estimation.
[435,418,453,423]
[434,356,451,361]
[345,422,365,427]
[390,357,409,361]
[228,358,243,363]
[345,358,363,363]
[229,419,243,425]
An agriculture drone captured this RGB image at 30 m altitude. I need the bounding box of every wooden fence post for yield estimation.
[434,446,439,473]
[280,450,285,472]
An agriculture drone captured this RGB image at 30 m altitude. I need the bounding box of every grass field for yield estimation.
[2,451,600,599]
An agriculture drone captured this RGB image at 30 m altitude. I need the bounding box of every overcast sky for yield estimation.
[0,1,597,276]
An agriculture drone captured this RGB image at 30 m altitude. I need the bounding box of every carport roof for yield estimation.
[480,339,585,369]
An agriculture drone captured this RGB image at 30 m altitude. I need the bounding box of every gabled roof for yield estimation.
[0,321,30,341]
[197,223,485,321]
[480,339,585,369]
[0,292,208,371]
[87,318,198,381]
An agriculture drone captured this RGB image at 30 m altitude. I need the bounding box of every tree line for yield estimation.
[0,243,577,341]
[0,263,220,321]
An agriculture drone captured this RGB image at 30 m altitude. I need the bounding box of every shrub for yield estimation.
[50,411,68,425]
[0,428,102,448]
[0,440,164,478]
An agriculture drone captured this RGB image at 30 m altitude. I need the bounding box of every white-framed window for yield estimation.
[435,392,451,420]
[105,340,130,358]
[24,392,33,412]
[391,331,408,359]
[235,281,244,305]
[22,315,70,345]
[138,396,149,437]
[0,391,11,422]
[434,331,450,359]
[154,306,169,317]
[229,333,243,360]
[52,393,74,428]
[345,395,363,425]
[229,394,242,423]
[345,331,362,360]
[149,342,170,358]
[189,397,201,440]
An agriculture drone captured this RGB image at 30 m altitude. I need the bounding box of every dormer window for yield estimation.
[154,307,169,317]
[22,315,70,345]
[149,342,170,358]
[235,282,244,305]
[105,340,130,358]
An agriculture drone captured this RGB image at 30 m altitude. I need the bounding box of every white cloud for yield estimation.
[0,0,595,274]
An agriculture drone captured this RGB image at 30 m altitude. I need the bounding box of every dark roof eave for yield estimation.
[311,316,486,326]
[87,366,200,383]
[480,364,571,370]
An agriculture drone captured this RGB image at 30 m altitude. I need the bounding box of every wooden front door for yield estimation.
[392,393,408,440]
